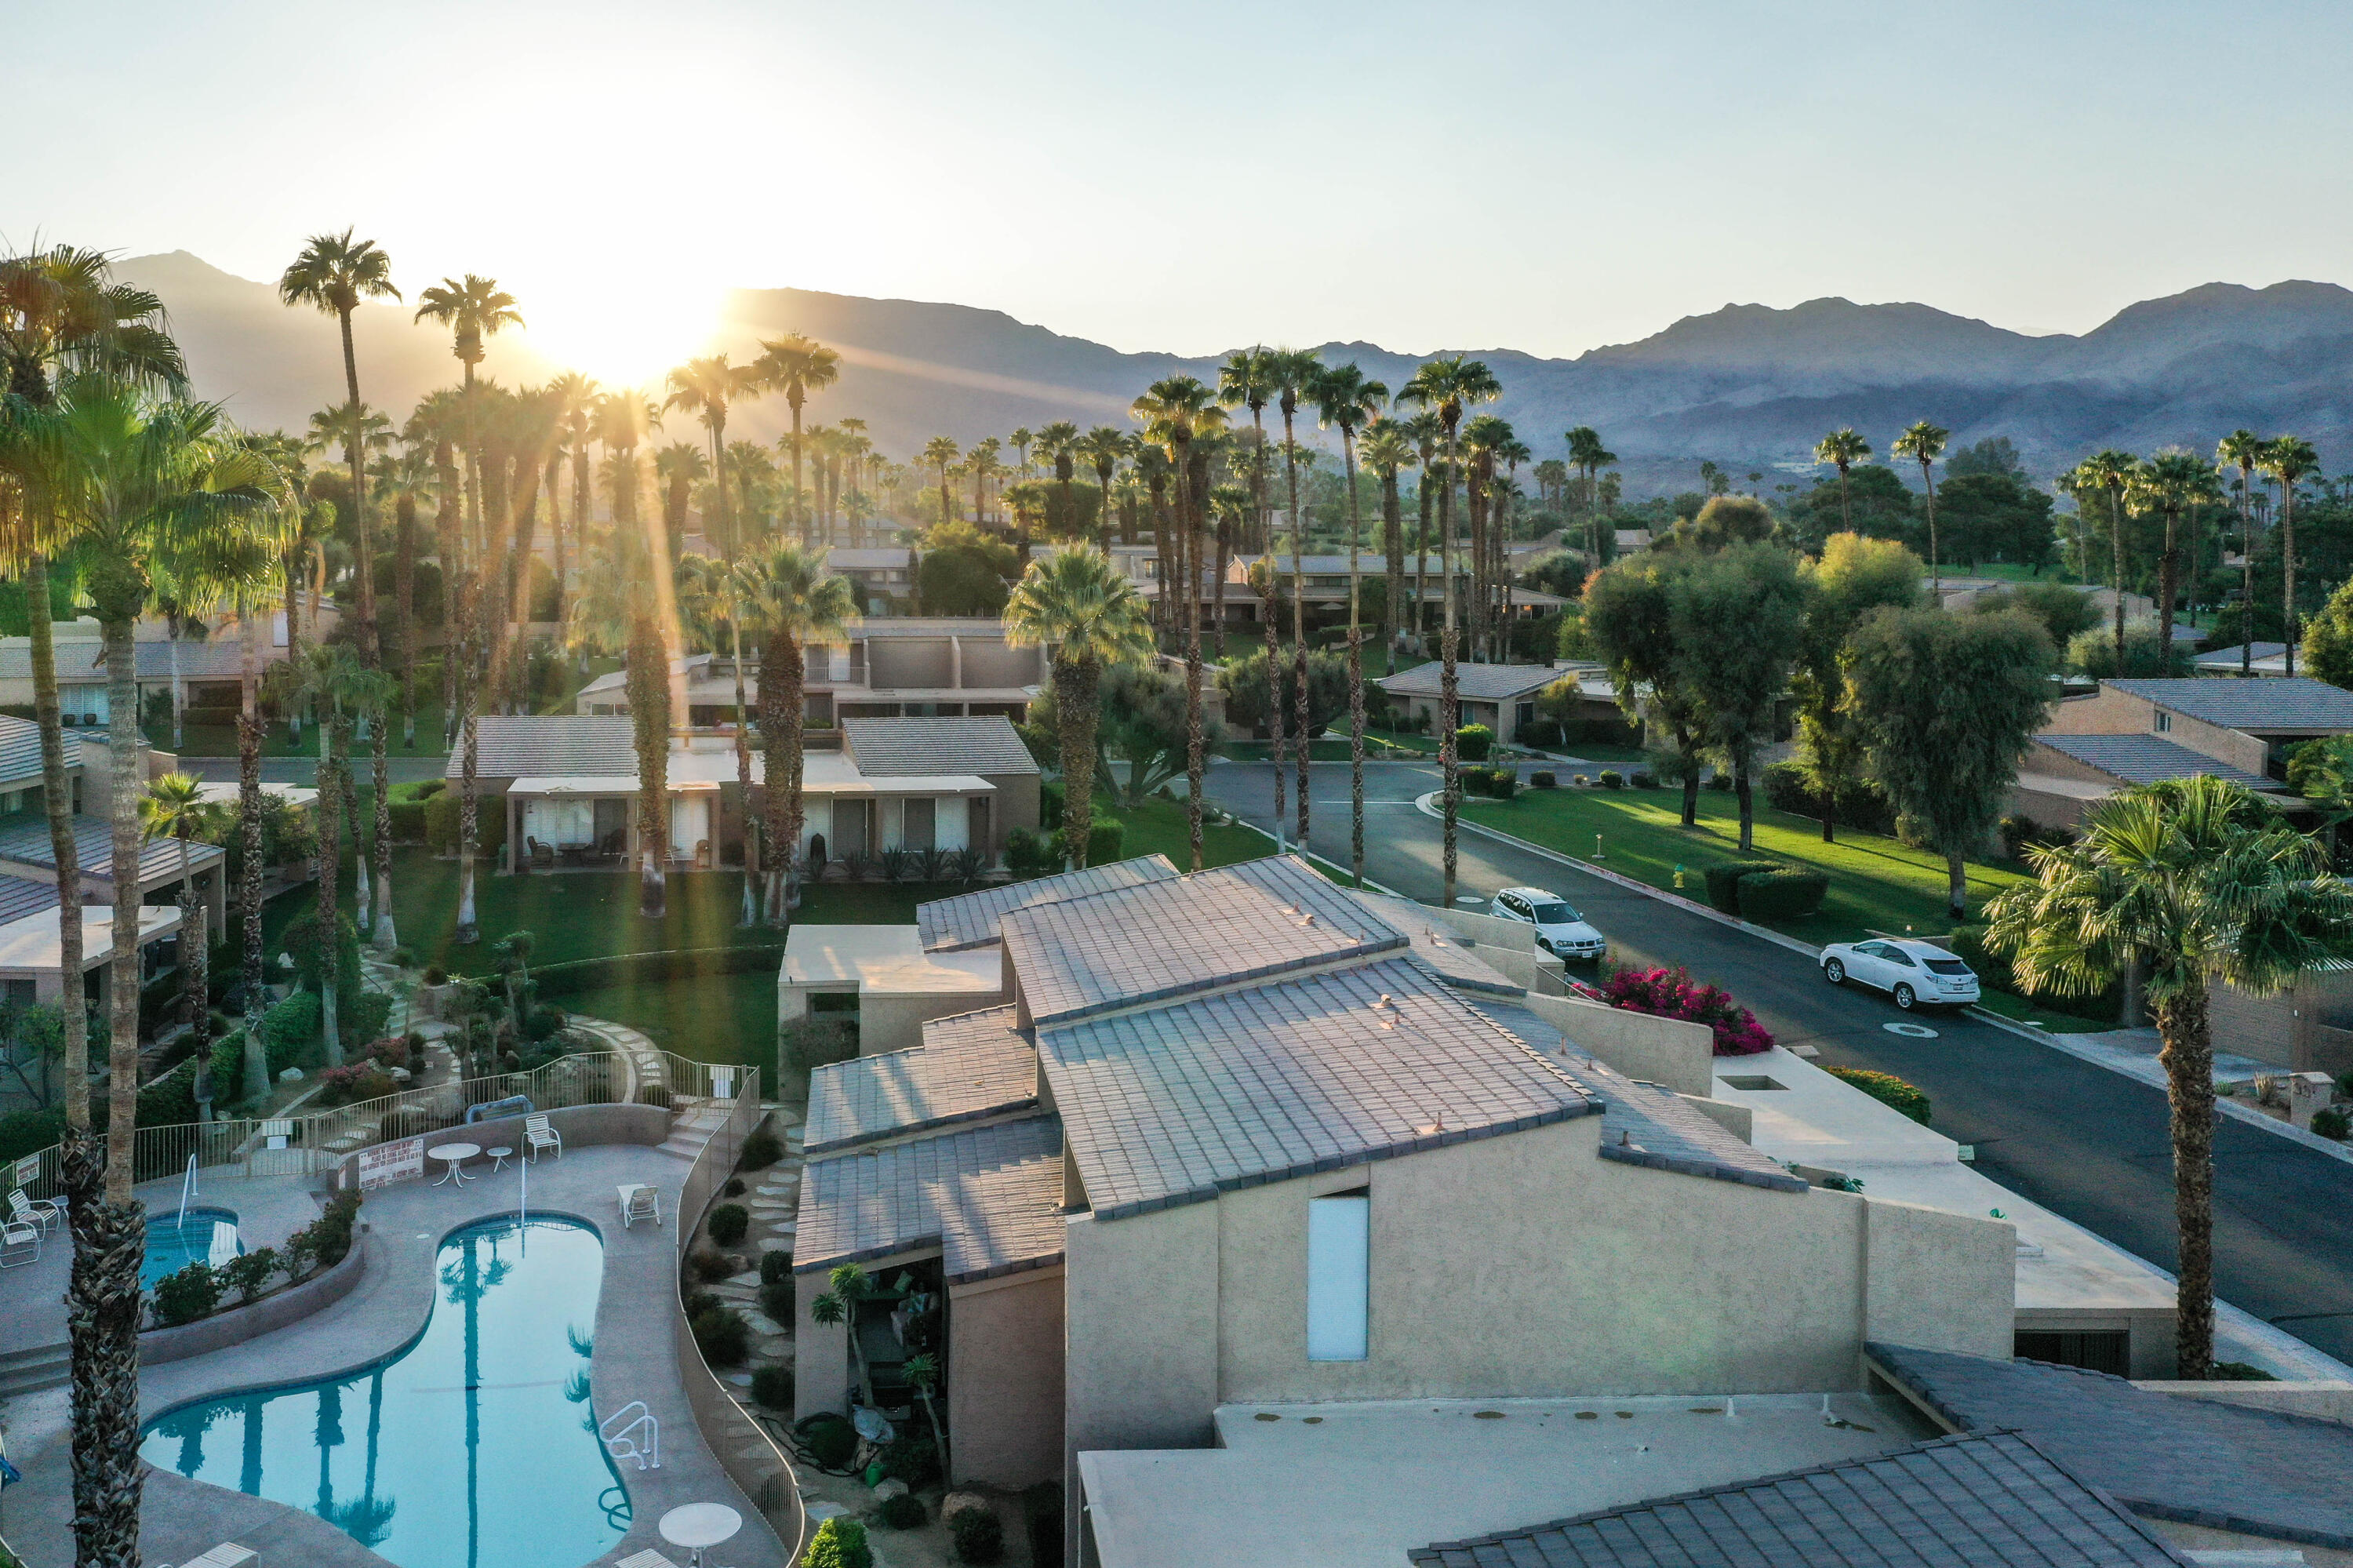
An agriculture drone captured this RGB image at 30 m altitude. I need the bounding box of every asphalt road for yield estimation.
[1209,755,2353,1367]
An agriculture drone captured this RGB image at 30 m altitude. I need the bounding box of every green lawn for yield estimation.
[1113,794,1267,870]
[1459,785,2115,1029]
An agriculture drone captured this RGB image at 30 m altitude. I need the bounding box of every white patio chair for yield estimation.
[524,1113,562,1162]
[616,1184,661,1228]
[0,1218,40,1268]
[616,1552,680,1568]
[9,1188,60,1235]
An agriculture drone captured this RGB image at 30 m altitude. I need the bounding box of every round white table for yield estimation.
[659,1501,742,1567]
[427,1142,481,1184]
[486,1145,514,1172]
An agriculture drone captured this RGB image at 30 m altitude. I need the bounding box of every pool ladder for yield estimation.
[600,1401,660,1470]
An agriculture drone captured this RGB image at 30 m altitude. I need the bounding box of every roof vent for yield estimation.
[1416,1116,1445,1135]
[1299,912,1317,928]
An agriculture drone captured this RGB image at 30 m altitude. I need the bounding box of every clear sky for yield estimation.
[10,0,2351,375]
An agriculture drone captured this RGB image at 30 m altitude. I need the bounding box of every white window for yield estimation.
[2155,711,2172,733]
[1306,1193,1369,1361]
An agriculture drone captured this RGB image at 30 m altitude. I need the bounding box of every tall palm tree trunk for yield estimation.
[371,701,395,950]
[1344,437,1368,887]
[1179,456,1206,872]
[1283,423,1310,846]
[455,698,479,945]
[316,715,343,1063]
[1260,572,1289,849]
[732,620,757,927]
[396,492,417,748]
[1415,478,1433,646]
[238,628,268,1103]
[627,617,670,920]
[2111,487,2127,673]
[2284,484,2300,677]
[2155,977,2217,1376]
[758,635,797,923]
[1057,657,1101,870]
[1382,471,1405,677]
[1439,431,1462,908]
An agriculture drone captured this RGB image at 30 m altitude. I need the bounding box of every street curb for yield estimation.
[1420,793,2353,1172]
[1234,817,1404,898]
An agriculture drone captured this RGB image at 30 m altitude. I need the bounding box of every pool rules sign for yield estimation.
[358,1135,425,1191]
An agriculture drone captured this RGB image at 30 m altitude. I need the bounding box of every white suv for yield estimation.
[1490,887,1607,961]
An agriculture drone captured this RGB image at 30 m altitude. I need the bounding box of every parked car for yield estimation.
[1489,886,1607,960]
[1819,937,1980,1010]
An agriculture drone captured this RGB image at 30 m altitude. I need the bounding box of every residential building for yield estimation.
[791,854,2016,1559]
[0,609,320,727]
[2194,641,2291,676]
[824,547,917,611]
[453,711,1040,875]
[573,617,1044,726]
[1377,660,1588,744]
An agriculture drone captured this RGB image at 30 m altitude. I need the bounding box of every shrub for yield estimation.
[741,1128,784,1170]
[804,1516,873,1568]
[219,1246,278,1304]
[422,964,449,986]
[425,790,506,859]
[1530,770,1557,788]
[2314,1107,2351,1141]
[1735,868,1828,921]
[387,799,428,844]
[1487,768,1518,800]
[750,1362,795,1410]
[779,1017,858,1079]
[414,777,448,799]
[1598,965,1773,1056]
[689,1245,736,1282]
[1086,817,1125,864]
[1631,770,1658,789]
[1598,770,1625,790]
[761,1278,795,1325]
[381,1106,457,1142]
[307,1190,363,1268]
[153,1261,223,1326]
[760,1247,793,1285]
[316,1063,395,1108]
[799,1413,858,1469]
[707,1202,750,1246]
[1827,1067,1931,1125]
[638,1085,675,1108]
[881,1432,940,1486]
[1702,860,1783,915]
[1705,771,1733,792]
[1456,723,1495,762]
[690,1304,750,1366]
[878,1493,927,1530]
[947,1503,1005,1565]
[260,990,323,1075]
[723,1177,745,1199]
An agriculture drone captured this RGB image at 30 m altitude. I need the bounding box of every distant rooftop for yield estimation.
[804,1006,1038,1155]
[843,715,1040,778]
[1380,660,1582,702]
[2107,675,2353,731]
[0,715,75,783]
[918,855,1180,950]
[453,715,638,777]
[0,874,56,929]
[0,814,220,882]
[2035,732,2280,789]
[791,1114,1064,1285]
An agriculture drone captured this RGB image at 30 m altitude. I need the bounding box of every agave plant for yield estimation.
[918,846,947,883]
[945,847,986,886]
[881,847,914,882]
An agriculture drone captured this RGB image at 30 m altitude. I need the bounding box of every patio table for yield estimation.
[659,1502,742,1568]
[427,1142,481,1185]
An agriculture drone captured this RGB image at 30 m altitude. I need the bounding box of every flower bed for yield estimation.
[1594,965,1774,1056]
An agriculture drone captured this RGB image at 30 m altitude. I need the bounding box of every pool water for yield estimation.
[144,1207,243,1288]
[140,1216,627,1568]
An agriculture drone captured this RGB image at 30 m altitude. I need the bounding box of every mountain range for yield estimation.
[116,252,2353,493]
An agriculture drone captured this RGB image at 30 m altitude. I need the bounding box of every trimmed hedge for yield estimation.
[425,790,507,858]
[1701,860,1783,915]
[262,991,322,1075]
[1734,868,1828,920]
[387,800,428,843]
[1826,1067,1930,1126]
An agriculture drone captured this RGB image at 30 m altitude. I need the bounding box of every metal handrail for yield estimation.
[599,1399,661,1470]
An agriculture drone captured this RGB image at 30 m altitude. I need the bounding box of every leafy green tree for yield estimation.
[1661,494,1777,553]
[1671,544,1808,850]
[2303,572,2353,690]
[1943,435,2028,483]
[1585,552,1707,827]
[1984,777,2353,1376]
[2065,624,2190,679]
[1218,648,1352,741]
[1005,547,1155,869]
[1846,605,2055,918]
[1794,534,1922,842]
[1977,579,2097,645]
[1935,473,2054,570]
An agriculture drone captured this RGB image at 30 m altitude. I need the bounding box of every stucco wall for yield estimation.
[1862,1197,2017,1361]
[322,1101,672,1186]
[987,773,1042,846]
[949,1266,1066,1487]
[792,1261,858,1424]
[860,988,1011,1057]
[960,639,1042,689]
[1518,992,1716,1098]
[2039,686,2269,775]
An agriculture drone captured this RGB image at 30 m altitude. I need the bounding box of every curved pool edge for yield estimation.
[141,1235,368,1366]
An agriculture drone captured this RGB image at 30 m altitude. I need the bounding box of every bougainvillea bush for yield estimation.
[1597,966,1774,1056]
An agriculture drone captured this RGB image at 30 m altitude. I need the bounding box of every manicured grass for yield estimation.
[1112,794,1267,871]
[151,704,456,760]
[565,971,778,1070]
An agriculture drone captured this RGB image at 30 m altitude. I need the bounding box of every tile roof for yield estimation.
[917,856,1180,950]
[1380,660,1586,702]
[2108,676,2353,731]
[449,715,638,778]
[792,1114,1065,1284]
[804,1006,1038,1155]
[1870,1341,2353,1552]
[1038,956,1600,1221]
[1352,893,1523,996]
[1002,856,1404,1027]
[133,641,256,681]
[842,716,1041,778]
[0,814,222,882]
[0,874,57,928]
[0,715,73,785]
[1411,1430,2191,1568]
[2034,733,2279,789]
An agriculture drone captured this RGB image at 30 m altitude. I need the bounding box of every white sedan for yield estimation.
[1820,937,1980,1011]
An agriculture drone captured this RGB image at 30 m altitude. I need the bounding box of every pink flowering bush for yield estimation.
[1597,965,1774,1056]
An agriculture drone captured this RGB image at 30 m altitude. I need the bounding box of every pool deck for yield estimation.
[1,1143,792,1568]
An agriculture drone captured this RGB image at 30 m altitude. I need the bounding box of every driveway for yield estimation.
[1212,755,2353,1367]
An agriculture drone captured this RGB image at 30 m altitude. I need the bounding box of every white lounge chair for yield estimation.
[1,1219,40,1268]
[180,1546,260,1568]
[524,1113,562,1162]
[9,1188,60,1235]
[616,1552,679,1568]
[617,1184,661,1228]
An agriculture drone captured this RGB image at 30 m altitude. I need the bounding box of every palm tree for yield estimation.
[273,642,377,1062]
[665,355,761,564]
[141,773,220,1114]
[1079,426,1129,552]
[1005,547,1155,869]
[2133,450,2221,656]
[2264,436,2319,675]
[1814,427,1872,536]
[1403,410,1444,645]
[743,544,859,921]
[968,436,1006,542]
[1269,350,1322,846]
[1984,776,2353,1376]
[406,388,468,741]
[1217,349,1287,831]
[218,557,285,1103]
[678,552,765,925]
[752,333,840,543]
[548,372,600,623]
[1891,421,1950,593]
[1461,413,1512,662]
[1036,420,1081,549]
[375,445,435,748]
[1359,420,1417,676]
[656,442,707,539]
[1398,356,1502,909]
[411,275,522,613]
[2216,431,2267,676]
[1312,365,1388,888]
[2077,449,2138,671]
[1009,426,1035,480]
[278,231,400,664]
[1130,377,1224,870]
[921,436,960,530]
[1565,425,1616,560]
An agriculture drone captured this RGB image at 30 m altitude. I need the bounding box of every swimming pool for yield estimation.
[140,1215,627,1568]
[144,1207,242,1288]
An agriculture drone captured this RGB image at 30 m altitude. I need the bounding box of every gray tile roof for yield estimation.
[1001,856,1404,1027]
[133,641,256,681]
[2034,733,2279,789]
[1380,660,1584,702]
[1353,893,1523,996]
[843,716,1040,778]
[0,715,74,786]
[1869,1341,2353,1552]
[0,873,56,927]
[2108,676,2353,732]
[793,1114,1064,1285]
[1411,1431,2191,1568]
[0,814,221,882]
[917,856,1180,950]
[1038,957,1601,1221]
[805,1006,1038,1155]
[447,715,638,779]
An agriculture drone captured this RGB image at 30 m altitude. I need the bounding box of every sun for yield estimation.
[514,264,728,391]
